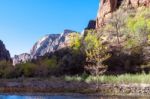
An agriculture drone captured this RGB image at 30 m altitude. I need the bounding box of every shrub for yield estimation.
[38,56,58,76]
[0,60,14,78]
[3,66,15,78]
[21,62,37,77]
[70,33,81,51]
[58,48,85,75]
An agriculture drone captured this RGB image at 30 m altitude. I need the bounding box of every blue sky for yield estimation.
[0,0,99,57]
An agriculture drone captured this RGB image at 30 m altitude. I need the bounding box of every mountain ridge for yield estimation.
[0,40,11,61]
[12,29,79,65]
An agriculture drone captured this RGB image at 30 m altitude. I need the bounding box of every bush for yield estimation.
[58,48,85,75]
[0,60,14,78]
[21,62,37,77]
[36,56,58,76]
[3,66,15,78]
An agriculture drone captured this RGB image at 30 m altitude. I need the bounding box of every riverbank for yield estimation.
[0,75,150,96]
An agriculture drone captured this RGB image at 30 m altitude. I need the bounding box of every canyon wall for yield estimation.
[96,0,150,29]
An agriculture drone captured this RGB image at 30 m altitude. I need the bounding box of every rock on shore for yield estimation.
[0,78,150,95]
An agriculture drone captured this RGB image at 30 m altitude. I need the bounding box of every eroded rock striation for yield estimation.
[96,0,150,29]
[0,40,11,61]
[13,53,31,65]
[30,34,60,58]
[30,29,78,58]
[13,30,79,65]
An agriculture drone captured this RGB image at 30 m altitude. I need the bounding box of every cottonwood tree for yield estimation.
[103,9,128,50]
[126,8,150,50]
[83,30,110,90]
[84,30,110,75]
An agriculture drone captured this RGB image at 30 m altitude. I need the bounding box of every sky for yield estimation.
[0,0,99,57]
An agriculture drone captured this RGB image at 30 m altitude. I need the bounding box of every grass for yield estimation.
[64,73,150,84]
[1,73,150,84]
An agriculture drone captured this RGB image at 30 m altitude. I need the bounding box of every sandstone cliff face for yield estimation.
[0,40,11,61]
[96,0,118,29]
[129,0,150,7]
[30,34,60,58]
[30,29,78,59]
[13,30,79,65]
[96,0,150,29]
[13,53,31,65]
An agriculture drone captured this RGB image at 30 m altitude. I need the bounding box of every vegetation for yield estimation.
[125,7,150,50]
[94,7,150,73]
[65,73,150,84]
[0,7,150,83]
[83,30,110,75]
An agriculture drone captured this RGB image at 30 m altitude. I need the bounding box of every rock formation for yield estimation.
[13,29,79,65]
[128,0,150,7]
[13,53,31,65]
[30,29,78,58]
[96,0,118,29]
[96,0,150,29]
[85,20,96,30]
[0,40,11,61]
[30,34,60,58]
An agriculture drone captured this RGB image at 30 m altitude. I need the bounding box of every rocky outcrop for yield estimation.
[85,20,96,30]
[96,0,150,29]
[96,0,118,29]
[30,29,78,58]
[13,53,31,65]
[0,40,11,61]
[128,0,150,7]
[30,34,60,58]
[13,29,79,65]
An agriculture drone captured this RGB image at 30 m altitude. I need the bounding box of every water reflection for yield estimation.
[0,95,149,99]
[0,95,93,99]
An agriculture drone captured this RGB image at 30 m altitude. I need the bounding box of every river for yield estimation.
[0,94,149,99]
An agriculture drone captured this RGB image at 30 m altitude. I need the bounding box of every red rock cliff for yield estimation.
[96,0,150,29]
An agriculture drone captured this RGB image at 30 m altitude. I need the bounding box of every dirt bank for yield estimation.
[0,78,150,96]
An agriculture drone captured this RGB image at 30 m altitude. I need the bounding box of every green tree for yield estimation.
[84,30,110,75]
[22,62,36,77]
[125,8,150,51]
[70,33,82,51]
[102,9,127,49]
[0,60,13,78]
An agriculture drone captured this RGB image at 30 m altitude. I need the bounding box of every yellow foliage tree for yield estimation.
[84,30,110,75]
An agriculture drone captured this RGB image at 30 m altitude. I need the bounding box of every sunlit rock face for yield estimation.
[96,0,150,29]
[12,29,79,65]
[30,34,60,58]
[13,53,31,65]
[0,40,11,61]
[129,0,150,7]
[30,29,78,59]
[96,0,118,29]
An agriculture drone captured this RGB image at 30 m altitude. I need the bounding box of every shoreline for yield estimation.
[0,78,150,96]
[0,93,150,98]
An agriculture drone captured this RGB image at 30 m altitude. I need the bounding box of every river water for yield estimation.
[0,95,149,99]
